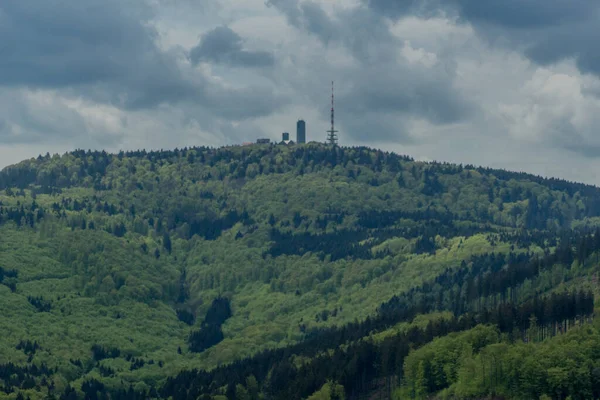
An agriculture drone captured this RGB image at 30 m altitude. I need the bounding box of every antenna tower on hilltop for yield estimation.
[327,81,338,145]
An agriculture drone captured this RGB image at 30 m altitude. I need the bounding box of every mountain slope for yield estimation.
[0,143,599,399]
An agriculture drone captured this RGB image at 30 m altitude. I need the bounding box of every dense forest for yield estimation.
[1,143,600,399]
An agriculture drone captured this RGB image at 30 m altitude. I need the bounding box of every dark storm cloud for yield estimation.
[360,0,600,76]
[333,62,471,144]
[0,0,204,112]
[455,0,600,76]
[454,0,591,28]
[0,1,156,87]
[446,0,600,158]
[361,0,594,27]
[269,0,472,142]
[267,0,395,60]
[0,0,287,145]
[341,67,470,124]
[189,26,275,68]
[298,2,338,44]
[0,0,284,114]
[523,24,600,76]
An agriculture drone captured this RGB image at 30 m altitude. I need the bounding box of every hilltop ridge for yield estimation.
[2,144,599,198]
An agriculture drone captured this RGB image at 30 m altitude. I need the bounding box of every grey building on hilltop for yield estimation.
[297,120,306,143]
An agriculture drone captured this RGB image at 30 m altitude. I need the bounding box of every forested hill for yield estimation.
[1,143,600,400]
[3,144,600,230]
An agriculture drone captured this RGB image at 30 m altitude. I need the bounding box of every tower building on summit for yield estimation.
[297,120,306,143]
[327,81,338,145]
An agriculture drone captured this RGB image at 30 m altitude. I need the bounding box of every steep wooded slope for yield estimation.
[0,143,599,399]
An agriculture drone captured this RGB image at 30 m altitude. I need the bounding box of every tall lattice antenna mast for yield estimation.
[327,81,338,145]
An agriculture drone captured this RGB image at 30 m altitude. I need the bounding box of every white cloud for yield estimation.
[400,40,438,68]
[499,66,600,154]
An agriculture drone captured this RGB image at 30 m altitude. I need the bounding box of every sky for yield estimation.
[1,0,600,184]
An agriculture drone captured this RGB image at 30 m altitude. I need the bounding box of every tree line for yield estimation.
[161,291,593,400]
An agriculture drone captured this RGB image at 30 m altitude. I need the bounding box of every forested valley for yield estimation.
[1,143,600,399]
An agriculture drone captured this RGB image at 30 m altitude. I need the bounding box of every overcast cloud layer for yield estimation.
[1,0,600,184]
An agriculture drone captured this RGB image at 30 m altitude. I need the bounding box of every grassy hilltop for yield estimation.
[1,143,600,399]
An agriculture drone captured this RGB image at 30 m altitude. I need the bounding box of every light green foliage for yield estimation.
[371,311,455,343]
[306,381,345,400]
[398,322,600,400]
[1,144,600,395]
[400,325,500,398]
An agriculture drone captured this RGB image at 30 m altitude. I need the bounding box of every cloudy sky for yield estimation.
[1,0,600,184]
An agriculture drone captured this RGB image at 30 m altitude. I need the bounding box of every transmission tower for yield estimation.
[327,81,338,145]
